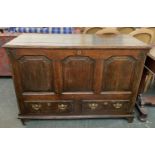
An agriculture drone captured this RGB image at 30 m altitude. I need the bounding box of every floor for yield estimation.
[0,78,155,128]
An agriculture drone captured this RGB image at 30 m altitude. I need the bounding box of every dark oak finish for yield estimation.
[4,34,150,124]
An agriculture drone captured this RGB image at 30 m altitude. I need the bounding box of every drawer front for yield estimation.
[23,100,74,114]
[23,100,130,115]
[81,100,130,114]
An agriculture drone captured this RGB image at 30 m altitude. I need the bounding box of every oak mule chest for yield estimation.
[4,34,150,124]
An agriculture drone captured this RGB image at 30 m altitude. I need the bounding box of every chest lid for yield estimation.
[4,33,151,49]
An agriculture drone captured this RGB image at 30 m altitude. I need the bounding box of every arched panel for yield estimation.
[18,56,54,92]
[103,56,136,91]
[62,56,95,92]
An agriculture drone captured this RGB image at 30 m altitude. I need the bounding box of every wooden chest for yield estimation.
[4,34,150,124]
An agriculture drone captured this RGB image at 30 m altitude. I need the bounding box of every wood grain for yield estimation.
[4,34,150,49]
[5,34,151,123]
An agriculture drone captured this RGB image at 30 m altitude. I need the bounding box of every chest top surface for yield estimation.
[4,34,150,49]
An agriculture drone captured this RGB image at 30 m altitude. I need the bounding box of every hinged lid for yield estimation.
[4,34,151,49]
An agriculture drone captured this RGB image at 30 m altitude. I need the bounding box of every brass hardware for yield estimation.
[113,103,122,109]
[47,102,51,106]
[103,102,108,105]
[88,103,98,110]
[77,50,82,55]
[31,103,41,110]
[58,104,68,111]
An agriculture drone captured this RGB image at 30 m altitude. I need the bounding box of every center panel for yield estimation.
[62,56,95,92]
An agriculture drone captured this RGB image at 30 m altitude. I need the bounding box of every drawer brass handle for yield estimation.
[58,104,68,111]
[88,103,98,110]
[113,103,122,109]
[31,103,42,111]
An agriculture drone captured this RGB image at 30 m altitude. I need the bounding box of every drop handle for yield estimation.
[88,103,98,110]
[31,104,42,110]
[58,104,68,110]
[113,103,122,109]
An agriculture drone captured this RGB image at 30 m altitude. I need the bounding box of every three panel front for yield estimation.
[14,49,140,96]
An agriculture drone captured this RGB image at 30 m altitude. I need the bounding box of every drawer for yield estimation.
[81,100,130,114]
[23,100,74,114]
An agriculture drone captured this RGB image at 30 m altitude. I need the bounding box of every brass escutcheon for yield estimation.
[88,103,98,110]
[47,102,51,106]
[113,103,122,109]
[103,102,108,105]
[77,50,82,55]
[31,103,41,111]
[58,104,68,111]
